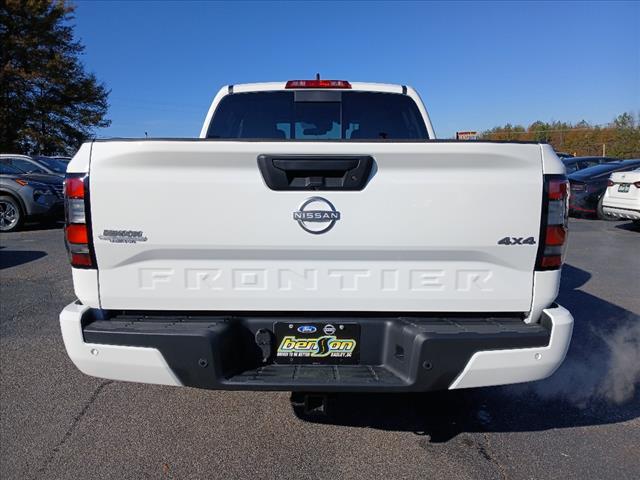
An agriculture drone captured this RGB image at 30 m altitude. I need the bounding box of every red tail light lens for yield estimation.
[285,80,351,89]
[545,225,567,246]
[634,181,640,188]
[540,255,562,268]
[548,180,568,200]
[66,224,89,244]
[607,179,614,187]
[65,177,85,198]
[70,253,93,267]
[536,175,569,271]
[64,173,96,269]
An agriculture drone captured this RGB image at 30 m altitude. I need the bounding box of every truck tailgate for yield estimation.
[88,140,543,312]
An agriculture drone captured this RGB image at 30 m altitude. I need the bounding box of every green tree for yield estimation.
[609,113,640,158]
[481,113,640,158]
[613,112,635,129]
[0,0,110,155]
[529,120,551,143]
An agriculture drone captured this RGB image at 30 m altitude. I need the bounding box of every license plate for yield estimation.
[274,322,360,364]
[618,184,630,193]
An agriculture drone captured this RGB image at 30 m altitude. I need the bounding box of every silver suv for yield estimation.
[0,156,64,232]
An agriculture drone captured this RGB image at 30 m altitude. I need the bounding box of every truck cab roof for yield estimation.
[227,81,409,94]
[199,81,436,139]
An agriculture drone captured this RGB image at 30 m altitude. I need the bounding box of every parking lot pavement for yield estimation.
[1,218,639,480]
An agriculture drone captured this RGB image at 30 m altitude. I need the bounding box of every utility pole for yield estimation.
[602,143,606,156]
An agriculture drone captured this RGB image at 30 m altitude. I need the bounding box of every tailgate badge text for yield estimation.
[98,230,148,243]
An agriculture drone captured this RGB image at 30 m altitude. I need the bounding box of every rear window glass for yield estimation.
[206,91,428,140]
[1,158,47,174]
[34,156,67,173]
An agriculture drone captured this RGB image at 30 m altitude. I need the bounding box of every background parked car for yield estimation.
[602,167,640,224]
[562,156,619,174]
[33,155,70,173]
[568,159,640,219]
[0,160,64,232]
[0,154,66,177]
[43,155,72,164]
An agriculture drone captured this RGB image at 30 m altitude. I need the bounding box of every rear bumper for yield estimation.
[602,205,640,220]
[59,302,182,386]
[59,303,573,392]
[449,304,573,388]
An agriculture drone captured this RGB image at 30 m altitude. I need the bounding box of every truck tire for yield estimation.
[0,195,23,232]
[596,195,617,221]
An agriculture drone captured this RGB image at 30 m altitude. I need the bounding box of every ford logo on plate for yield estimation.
[297,325,317,334]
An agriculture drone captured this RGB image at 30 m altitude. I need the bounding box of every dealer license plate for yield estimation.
[274,322,360,364]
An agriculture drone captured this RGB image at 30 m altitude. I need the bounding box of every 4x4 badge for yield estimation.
[497,236,536,245]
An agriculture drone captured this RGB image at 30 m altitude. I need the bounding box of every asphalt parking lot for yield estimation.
[1,218,639,480]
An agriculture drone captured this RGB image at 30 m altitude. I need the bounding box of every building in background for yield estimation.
[456,131,478,140]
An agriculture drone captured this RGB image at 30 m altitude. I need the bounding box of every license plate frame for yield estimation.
[274,322,360,365]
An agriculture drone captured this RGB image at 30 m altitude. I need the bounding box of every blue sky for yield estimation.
[73,1,639,139]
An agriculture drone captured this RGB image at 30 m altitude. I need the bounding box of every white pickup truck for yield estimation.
[60,79,573,394]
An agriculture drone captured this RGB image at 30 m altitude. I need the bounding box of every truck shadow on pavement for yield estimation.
[615,221,640,232]
[0,249,47,269]
[20,220,64,231]
[294,264,640,443]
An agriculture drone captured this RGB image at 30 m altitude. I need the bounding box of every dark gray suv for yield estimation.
[0,159,64,232]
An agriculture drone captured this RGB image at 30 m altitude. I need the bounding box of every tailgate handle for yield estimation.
[257,155,374,191]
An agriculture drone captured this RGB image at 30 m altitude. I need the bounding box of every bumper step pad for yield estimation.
[228,364,404,387]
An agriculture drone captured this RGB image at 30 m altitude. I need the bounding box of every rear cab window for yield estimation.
[206,91,428,140]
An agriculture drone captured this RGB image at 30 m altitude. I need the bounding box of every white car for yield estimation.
[58,79,573,399]
[603,167,640,222]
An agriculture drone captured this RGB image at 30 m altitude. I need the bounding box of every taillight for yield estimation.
[607,179,614,187]
[66,177,85,198]
[285,79,351,89]
[634,181,640,189]
[64,173,96,269]
[536,175,569,271]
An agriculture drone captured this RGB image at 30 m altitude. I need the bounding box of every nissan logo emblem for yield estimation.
[292,197,341,235]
